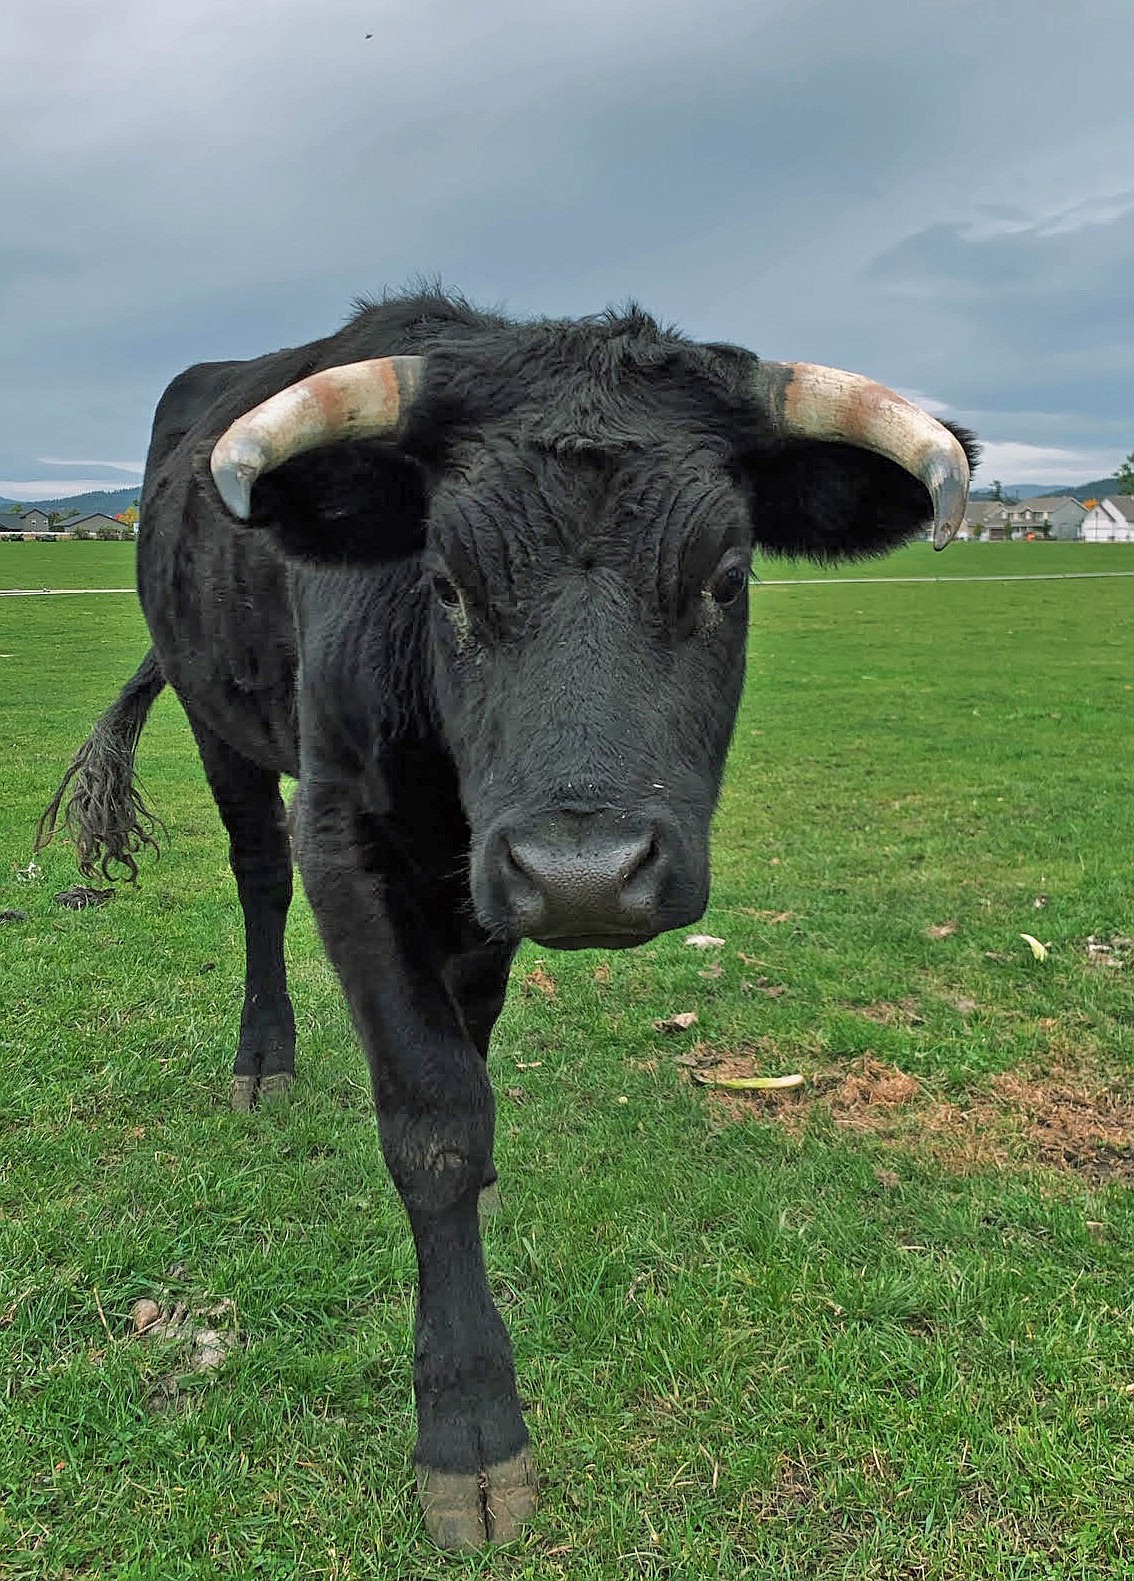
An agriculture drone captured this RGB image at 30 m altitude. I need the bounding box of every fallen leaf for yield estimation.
[515,1060,543,1070]
[592,963,612,985]
[691,1070,804,1091]
[739,909,795,924]
[698,963,724,980]
[685,934,725,949]
[926,921,957,940]
[874,1168,901,1189]
[1033,895,1049,909]
[652,1011,698,1033]
[1020,933,1050,961]
[504,1086,529,1104]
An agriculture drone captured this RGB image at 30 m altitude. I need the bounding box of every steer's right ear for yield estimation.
[201,439,430,566]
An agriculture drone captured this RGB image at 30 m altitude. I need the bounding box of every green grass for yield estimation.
[1,546,1132,1578]
[0,541,136,591]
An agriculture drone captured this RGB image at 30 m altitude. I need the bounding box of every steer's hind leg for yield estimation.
[188,717,296,1109]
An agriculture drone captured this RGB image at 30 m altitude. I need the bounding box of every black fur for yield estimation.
[41,290,978,1541]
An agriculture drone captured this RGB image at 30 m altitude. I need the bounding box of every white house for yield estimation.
[1081,497,1134,543]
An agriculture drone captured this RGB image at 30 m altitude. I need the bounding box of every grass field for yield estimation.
[1,542,1132,1578]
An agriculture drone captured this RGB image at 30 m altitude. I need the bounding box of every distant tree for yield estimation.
[991,480,1003,501]
[1115,452,1134,494]
[116,505,139,527]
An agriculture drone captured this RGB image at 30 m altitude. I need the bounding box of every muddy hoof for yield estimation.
[231,1075,258,1111]
[478,1182,502,1220]
[258,1071,294,1103]
[417,1449,536,1549]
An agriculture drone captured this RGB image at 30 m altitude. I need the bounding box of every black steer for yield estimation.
[40,291,976,1548]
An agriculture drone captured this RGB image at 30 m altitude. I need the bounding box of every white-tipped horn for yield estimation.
[750,362,970,549]
[210,356,425,520]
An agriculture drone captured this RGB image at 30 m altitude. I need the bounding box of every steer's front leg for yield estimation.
[296,782,535,1549]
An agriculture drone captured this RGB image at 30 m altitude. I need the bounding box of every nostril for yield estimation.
[620,830,658,886]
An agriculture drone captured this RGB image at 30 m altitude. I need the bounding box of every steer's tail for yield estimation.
[36,649,167,882]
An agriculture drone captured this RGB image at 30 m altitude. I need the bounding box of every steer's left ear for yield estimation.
[735,424,981,561]
[211,440,430,566]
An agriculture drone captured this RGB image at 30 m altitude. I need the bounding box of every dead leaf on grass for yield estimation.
[926,921,957,940]
[685,934,725,950]
[592,963,612,985]
[697,963,723,980]
[874,1168,901,1189]
[1020,933,1050,962]
[740,909,795,924]
[691,1070,804,1092]
[652,1011,698,1033]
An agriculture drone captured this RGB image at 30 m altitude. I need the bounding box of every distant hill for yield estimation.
[971,478,1120,503]
[0,486,141,518]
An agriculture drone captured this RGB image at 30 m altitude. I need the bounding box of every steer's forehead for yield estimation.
[428,428,746,597]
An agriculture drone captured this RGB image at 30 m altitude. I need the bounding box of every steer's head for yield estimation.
[208,311,977,949]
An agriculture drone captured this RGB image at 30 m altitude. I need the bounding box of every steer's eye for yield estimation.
[431,572,462,610]
[708,561,749,607]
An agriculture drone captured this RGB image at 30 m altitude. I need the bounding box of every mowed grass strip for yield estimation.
[1,549,1132,1579]
[0,541,137,591]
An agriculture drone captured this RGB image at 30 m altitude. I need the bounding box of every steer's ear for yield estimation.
[735,424,981,562]
[202,440,429,566]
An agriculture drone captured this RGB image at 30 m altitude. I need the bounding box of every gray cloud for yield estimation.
[3,0,1133,493]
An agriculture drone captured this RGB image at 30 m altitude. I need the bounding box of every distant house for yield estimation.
[962,500,1008,539]
[0,507,50,533]
[68,513,129,538]
[1002,495,1087,541]
[1081,496,1134,543]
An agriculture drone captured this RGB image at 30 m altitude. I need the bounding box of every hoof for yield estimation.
[478,1182,502,1220]
[258,1071,294,1103]
[231,1075,258,1112]
[417,1449,536,1549]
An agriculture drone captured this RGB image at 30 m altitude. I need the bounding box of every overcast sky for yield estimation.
[3,0,1132,498]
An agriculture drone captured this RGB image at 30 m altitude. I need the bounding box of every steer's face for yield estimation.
[424,437,752,949]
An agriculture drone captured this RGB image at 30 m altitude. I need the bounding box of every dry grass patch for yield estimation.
[692,1050,1134,1183]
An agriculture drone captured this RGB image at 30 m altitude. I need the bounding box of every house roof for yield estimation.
[1006,494,1085,514]
[1103,495,1134,522]
[964,500,1005,524]
[0,509,48,529]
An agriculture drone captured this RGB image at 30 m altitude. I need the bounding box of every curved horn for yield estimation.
[210,355,425,521]
[749,362,970,549]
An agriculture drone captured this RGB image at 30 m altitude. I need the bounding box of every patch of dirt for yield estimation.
[689,1050,1134,1183]
[854,998,924,1028]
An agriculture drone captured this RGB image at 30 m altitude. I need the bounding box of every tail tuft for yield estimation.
[36,650,167,883]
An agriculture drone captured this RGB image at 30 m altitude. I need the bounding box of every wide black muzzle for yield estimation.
[475,806,702,949]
